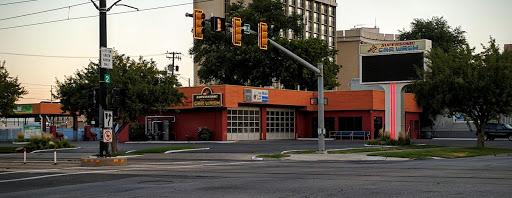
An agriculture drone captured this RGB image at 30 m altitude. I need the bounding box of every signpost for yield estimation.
[100,47,113,69]
[104,110,113,128]
[103,129,113,142]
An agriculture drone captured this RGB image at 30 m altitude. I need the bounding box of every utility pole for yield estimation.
[165,51,181,76]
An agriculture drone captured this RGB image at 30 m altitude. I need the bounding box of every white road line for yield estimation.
[0,169,118,183]
[164,148,210,154]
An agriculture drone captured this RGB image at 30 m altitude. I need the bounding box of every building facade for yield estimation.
[133,85,422,141]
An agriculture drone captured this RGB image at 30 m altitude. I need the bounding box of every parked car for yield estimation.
[484,123,512,141]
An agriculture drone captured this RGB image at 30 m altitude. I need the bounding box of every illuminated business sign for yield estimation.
[193,87,222,107]
[244,89,268,103]
[14,104,33,114]
[360,39,431,84]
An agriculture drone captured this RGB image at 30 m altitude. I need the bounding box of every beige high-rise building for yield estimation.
[335,28,397,91]
[193,0,337,86]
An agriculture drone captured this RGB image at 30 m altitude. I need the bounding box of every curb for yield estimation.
[31,147,82,153]
[164,148,210,154]
[125,141,235,144]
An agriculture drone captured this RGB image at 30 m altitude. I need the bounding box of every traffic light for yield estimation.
[193,9,205,39]
[112,88,121,108]
[211,17,226,32]
[232,17,242,46]
[258,22,268,50]
[81,89,96,109]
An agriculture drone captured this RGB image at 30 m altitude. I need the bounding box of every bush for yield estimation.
[129,122,148,141]
[24,133,73,152]
[367,132,412,146]
[15,132,26,142]
[197,127,212,141]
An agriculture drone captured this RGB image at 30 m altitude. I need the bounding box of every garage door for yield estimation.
[227,107,260,140]
[266,108,295,140]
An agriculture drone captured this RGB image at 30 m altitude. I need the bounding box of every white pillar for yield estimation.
[380,83,408,140]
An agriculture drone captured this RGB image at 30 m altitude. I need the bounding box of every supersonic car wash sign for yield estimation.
[193,87,222,107]
[360,39,431,84]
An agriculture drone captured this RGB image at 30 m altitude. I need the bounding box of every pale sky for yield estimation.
[0,0,510,104]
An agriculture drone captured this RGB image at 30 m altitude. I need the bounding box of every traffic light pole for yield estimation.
[99,0,108,157]
[266,38,326,153]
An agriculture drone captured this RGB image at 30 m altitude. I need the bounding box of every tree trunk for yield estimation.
[476,123,485,148]
[112,123,128,154]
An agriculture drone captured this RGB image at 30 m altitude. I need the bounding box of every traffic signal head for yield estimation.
[258,22,268,50]
[211,17,226,32]
[232,17,242,46]
[193,9,206,39]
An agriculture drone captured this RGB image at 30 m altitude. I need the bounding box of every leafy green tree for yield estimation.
[55,53,185,153]
[190,0,340,90]
[411,38,512,147]
[0,65,27,116]
[399,16,468,53]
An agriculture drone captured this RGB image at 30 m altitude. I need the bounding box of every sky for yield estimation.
[0,0,511,104]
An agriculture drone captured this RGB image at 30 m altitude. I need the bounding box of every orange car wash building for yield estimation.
[134,85,421,141]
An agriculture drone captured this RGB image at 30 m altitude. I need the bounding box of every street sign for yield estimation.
[103,129,113,142]
[243,24,250,34]
[100,47,113,69]
[104,74,111,83]
[103,110,113,128]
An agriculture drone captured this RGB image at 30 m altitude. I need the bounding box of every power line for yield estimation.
[0,1,95,21]
[0,51,167,59]
[0,0,214,31]
[0,0,39,6]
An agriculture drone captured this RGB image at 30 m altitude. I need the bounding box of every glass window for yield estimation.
[289,7,294,15]
[314,23,318,33]
[314,13,319,23]
[329,16,334,26]
[305,1,310,10]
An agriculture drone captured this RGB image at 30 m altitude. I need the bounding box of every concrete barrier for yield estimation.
[81,158,128,167]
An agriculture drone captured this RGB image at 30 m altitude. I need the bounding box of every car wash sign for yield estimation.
[193,87,222,107]
[360,40,429,54]
[244,89,269,103]
[360,39,431,84]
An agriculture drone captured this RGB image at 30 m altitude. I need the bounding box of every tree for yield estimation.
[190,0,340,90]
[399,16,468,53]
[411,38,512,147]
[55,53,185,153]
[0,64,27,116]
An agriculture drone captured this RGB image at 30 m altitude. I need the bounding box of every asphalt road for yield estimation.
[0,139,511,197]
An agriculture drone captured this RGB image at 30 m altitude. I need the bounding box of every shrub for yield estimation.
[197,127,212,141]
[15,132,25,142]
[23,133,73,152]
[367,132,412,146]
[129,122,148,141]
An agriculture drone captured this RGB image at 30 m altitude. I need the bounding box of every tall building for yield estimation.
[335,28,397,91]
[193,0,337,86]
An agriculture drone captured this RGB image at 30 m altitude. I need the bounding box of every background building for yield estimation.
[335,27,397,91]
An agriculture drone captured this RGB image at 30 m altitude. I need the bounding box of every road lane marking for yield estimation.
[0,169,118,183]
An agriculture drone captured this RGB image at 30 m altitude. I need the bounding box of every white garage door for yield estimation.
[227,107,260,140]
[266,108,295,140]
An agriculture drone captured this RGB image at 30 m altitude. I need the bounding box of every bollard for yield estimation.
[53,149,57,165]
[23,148,26,164]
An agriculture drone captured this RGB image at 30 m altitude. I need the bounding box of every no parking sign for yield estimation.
[103,129,113,142]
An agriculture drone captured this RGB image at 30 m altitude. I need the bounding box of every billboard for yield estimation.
[244,89,269,103]
[360,39,431,84]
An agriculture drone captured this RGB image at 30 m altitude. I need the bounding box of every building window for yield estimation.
[306,31,310,38]
[314,23,319,33]
[330,6,335,16]
[329,16,334,26]
[308,11,312,20]
[338,117,363,131]
[323,4,328,14]
[321,25,326,35]
[329,36,334,47]
[305,1,310,10]
[323,15,328,24]
[297,8,303,15]
[330,27,335,36]
[314,13,319,23]
[288,6,294,15]
[298,0,303,8]
[227,108,260,134]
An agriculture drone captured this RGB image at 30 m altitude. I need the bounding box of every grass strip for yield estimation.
[0,146,20,153]
[283,145,441,155]
[256,154,290,159]
[367,147,512,159]
[108,146,202,157]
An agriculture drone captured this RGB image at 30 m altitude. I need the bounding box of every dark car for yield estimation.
[484,123,512,141]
